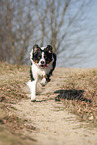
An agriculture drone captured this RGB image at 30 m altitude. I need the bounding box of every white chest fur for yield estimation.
[31,62,53,81]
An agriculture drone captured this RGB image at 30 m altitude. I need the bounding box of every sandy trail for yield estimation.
[14,69,97,145]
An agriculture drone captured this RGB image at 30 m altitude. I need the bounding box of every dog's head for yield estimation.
[30,44,53,69]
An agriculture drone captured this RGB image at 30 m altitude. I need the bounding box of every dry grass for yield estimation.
[0,62,36,145]
[0,62,29,110]
[55,68,97,126]
[0,62,97,134]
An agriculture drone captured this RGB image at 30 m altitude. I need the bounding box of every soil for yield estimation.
[13,68,97,145]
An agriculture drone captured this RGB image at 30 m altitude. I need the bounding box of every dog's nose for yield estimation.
[41,60,45,64]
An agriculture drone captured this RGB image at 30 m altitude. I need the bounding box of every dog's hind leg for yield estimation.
[26,80,37,102]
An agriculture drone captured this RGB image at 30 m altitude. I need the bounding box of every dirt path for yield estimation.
[14,68,97,145]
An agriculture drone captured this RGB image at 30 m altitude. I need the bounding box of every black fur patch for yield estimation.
[32,46,42,63]
[44,49,53,64]
[30,66,34,81]
[46,52,56,81]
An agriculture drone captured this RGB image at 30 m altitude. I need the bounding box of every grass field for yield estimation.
[0,62,36,145]
[0,62,97,124]
[0,62,97,144]
[56,68,97,126]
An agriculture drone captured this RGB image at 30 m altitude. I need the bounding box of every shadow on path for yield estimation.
[54,89,92,103]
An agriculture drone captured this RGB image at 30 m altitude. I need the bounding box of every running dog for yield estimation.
[27,44,56,102]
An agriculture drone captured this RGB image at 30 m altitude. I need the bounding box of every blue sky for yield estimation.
[57,0,97,68]
[82,0,97,68]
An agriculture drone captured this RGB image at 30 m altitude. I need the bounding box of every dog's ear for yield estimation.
[33,44,40,53]
[46,45,53,53]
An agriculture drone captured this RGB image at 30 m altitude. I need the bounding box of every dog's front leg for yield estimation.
[31,80,37,102]
[27,80,37,102]
[40,75,47,87]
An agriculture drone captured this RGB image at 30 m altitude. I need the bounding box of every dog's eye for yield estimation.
[44,55,47,59]
[37,55,41,59]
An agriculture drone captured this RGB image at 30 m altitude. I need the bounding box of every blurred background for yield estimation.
[0,0,97,68]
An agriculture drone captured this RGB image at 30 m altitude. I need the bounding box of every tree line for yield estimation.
[0,0,92,66]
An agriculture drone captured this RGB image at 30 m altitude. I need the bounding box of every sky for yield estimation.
[81,0,97,68]
[57,0,97,68]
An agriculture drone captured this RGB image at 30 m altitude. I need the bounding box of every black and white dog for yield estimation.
[27,44,56,102]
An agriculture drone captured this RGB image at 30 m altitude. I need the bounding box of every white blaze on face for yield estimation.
[38,47,46,66]
[42,52,44,59]
[41,47,45,62]
[40,52,45,64]
[41,47,45,50]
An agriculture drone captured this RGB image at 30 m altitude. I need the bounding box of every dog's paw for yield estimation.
[40,78,47,87]
[31,94,36,102]
[31,97,36,102]
[31,99,36,102]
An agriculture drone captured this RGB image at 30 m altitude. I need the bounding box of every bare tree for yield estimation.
[33,0,92,66]
[0,0,93,66]
[0,0,36,64]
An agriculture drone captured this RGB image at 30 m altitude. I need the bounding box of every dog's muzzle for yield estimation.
[38,60,48,69]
